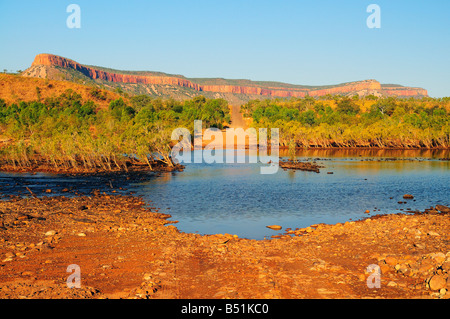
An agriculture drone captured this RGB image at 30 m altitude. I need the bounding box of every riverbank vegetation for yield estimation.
[241,95,450,148]
[0,90,230,172]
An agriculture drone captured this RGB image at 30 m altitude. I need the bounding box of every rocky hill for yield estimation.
[0,73,122,109]
[22,54,428,103]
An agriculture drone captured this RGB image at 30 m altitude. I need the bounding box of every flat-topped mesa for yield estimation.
[32,53,202,90]
[30,54,428,98]
[380,86,428,97]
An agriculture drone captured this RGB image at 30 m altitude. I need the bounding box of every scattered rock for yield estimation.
[403,194,414,199]
[143,273,152,281]
[385,256,398,266]
[21,271,34,276]
[419,262,434,274]
[387,281,398,287]
[435,205,450,213]
[427,231,440,236]
[430,252,446,264]
[429,275,446,291]
[414,243,425,249]
[0,193,449,299]
[44,230,56,236]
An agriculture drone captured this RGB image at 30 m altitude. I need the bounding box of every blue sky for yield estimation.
[0,0,449,97]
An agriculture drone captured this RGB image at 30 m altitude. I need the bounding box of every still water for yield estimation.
[0,149,449,239]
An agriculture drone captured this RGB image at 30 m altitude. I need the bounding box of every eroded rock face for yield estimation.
[29,53,428,98]
[380,86,428,97]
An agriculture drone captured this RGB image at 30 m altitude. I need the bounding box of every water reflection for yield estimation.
[134,149,449,239]
[0,149,448,240]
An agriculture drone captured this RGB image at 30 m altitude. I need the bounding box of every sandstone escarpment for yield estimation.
[28,54,428,98]
[380,86,429,97]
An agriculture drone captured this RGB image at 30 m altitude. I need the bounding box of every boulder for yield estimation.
[429,275,446,291]
[435,205,450,213]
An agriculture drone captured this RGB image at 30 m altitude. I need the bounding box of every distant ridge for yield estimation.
[22,53,428,103]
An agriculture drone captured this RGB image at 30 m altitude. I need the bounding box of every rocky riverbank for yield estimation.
[0,194,449,299]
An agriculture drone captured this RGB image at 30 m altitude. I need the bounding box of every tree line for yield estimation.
[0,90,230,172]
[241,95,450,148]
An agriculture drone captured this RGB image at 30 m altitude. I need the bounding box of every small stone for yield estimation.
[380,264,391,274]
[440,288,447,295]
[427,231,440,236]
[387,281,397,287]
[385,256,398,266]
[77,232,86,237]
[431,252,446,264]
[45,189,52,193]
[266,225,282,231]
[429,275,446,291]
[419,262,434,274]
[435,205,450,213]
[5,252,14,258]
[403,194,414,199]
[396,264,409,274]
[45,230,56,236]
[21,271,34,276]
[143,273,152,281]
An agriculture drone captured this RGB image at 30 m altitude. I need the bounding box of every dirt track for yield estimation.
[229,105,247,129]
[0,194,449,299]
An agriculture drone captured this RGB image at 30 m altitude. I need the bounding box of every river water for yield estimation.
[0,149,449,239]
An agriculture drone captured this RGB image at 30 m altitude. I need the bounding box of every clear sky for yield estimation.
[0,0,449,97]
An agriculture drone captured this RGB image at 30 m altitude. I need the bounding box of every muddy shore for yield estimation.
[0,193,449,299]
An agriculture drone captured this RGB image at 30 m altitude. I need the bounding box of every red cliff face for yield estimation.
[31,54,427,98]
[380,86,428,97]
